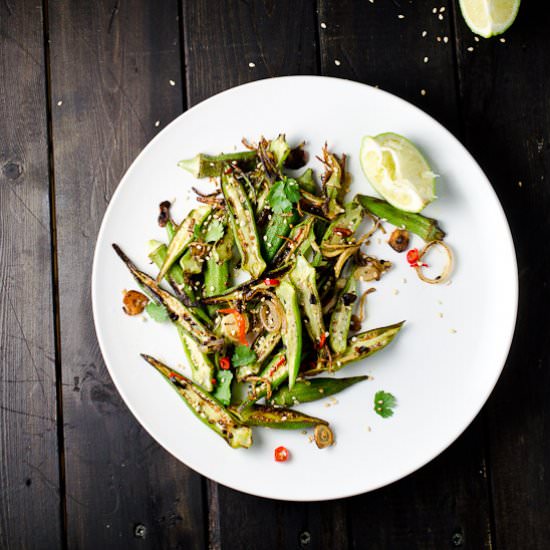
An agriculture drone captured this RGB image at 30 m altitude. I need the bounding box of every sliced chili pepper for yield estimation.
[406,248,419,265]
[274,446,289,462]
[218,308,248,345]
[319,332,327,348]
[211,378,217,385]
[264,278,280,286]
[334,226,353,237]
[219,357,231,370]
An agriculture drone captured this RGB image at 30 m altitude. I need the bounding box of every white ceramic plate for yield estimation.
[92,76,517,501]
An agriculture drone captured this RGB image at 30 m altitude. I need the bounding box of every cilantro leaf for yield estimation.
[267,177,300,213]
[231,345,257,367]
[145,302,169,323]
[213,370,233,406]
[374,390,397,418]
[204,219,225,243]
[284,178,300,203]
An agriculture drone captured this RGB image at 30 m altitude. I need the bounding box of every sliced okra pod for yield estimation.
[141,354,252,448]
[270,376,368,407]
[113,244,222,351]
[306,321,405,375]
[329,274,358,354]
[157,205,212,282]
[239,349,288,410]
[148,240,211,326]
[356,195,445,241]
[289,255,325,346]
[177,327,215,392]
[322,149,346,219]
[221,171,266,278]
[236,330,281,381]
[204,224,233,317]
[230,405,328,430]
[295,168,317,194]
[261,210,299,264]
[178,150,258,179]
[271,216,315,267]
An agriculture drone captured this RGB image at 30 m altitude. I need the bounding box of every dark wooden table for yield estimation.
[0,1,546,548]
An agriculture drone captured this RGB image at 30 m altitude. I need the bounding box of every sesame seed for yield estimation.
[248,62,256,68]
[423,56,429,63]
[154,120,160,127]
[443,36,449,43]
[169,79,176,86]
[210,286,214,292]
[467,46,474,52]
[398,14,405,19]
[474,36,480,42]
[449,328,457,334]
[438,13,444,20]
[392,289,399,295]
[437,36,441,42]
[368,0,373,3]
[499,37,506,43]
[334,59,341,66]
[518,180,523,187]
[440,6,445,12]
[438,312,444,318]
[320,22,327,29]
[57,100,63,106]
[432,7,437,13]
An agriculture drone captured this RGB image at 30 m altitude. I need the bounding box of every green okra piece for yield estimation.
[141,354,252,448]
[323,151,345,219]
[275,279,302,390]
[306,321,405,375]
[239,349,288,410]
[236,330,281,381]
[269,376,368,407]
[221,171,266,278]
[204,224,233,316]
[230,405,328,430]
[289,255,325,345]
[321,200,364,250]
[261,210,299,263]
[356,195,445,241]
[177,327,215,391]
[268,134,291,168]
[114,244,221,351]
[271,216,315,266]
[295,168,317,194]
[147,240,211,326]
[157,205,212,282]
[178,151,258,179]
[329,275,358,354]
[201,261,294,304]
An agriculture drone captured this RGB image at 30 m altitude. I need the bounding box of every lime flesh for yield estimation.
[359,133,436,213]
[459,0,520,38]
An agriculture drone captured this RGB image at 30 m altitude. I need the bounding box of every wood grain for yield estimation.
[453,2,550,548]
[318,1,493,548]
[47,1,204,548]
[183,2,351,548]
[0,1,62,548]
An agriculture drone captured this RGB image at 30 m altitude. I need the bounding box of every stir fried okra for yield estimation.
[114,135,449,451]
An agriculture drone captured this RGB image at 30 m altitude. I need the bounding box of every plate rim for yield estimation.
[91,75,519,501]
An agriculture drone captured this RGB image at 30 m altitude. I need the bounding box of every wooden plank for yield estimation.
[452,4,549,548]
[47,1,205,548]
[317,2,493,548]
[0,1,62,548]
[182,2,351,548]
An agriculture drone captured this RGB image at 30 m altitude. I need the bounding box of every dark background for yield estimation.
[1,1,547,548]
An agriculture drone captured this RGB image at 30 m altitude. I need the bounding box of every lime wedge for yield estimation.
[459,0,520,38]
[359,133,436,213]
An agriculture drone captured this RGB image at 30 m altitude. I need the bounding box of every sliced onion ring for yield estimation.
[414,240,453,284]
[259,297,283,333]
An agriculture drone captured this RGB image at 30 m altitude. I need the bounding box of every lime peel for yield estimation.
[459,0,521,38]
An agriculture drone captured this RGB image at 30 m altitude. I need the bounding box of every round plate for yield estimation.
[92,76,517,501]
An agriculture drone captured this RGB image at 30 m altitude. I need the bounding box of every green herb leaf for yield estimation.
[204,219,225,243]
[374,390,397,418]
[213,370,233,406]
[231,345,257,367]
[267,177,300,213]
[145,302,169,323]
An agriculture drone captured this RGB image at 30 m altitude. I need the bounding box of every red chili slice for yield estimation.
[263,278,280,286]
[219,357,231,370]
[274,446,289,462]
